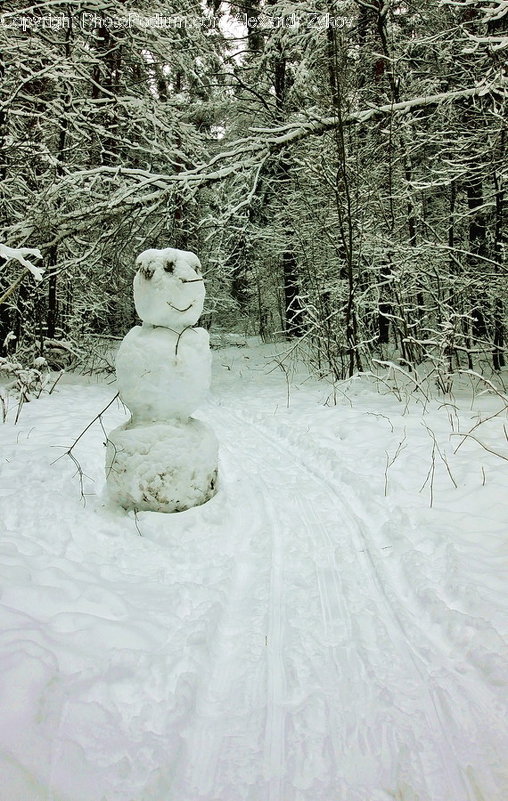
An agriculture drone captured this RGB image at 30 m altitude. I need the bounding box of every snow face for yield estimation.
[116,325,211,422]
[106,418,218,512]
[133,248,205,329]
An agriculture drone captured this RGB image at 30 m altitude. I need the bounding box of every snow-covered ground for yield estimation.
[1,340,507,801]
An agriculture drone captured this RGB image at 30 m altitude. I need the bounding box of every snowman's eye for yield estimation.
[140,265,154,280]
[163,260,175,273]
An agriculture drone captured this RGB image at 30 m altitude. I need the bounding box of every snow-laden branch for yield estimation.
[15,81,502,251]
[440,0,507,24]
[464,34,508,52]
[57,82,498,209]
[0,244,44,281]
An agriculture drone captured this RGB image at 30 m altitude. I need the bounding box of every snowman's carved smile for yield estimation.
[167,300,194,313]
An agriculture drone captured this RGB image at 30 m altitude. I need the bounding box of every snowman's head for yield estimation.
[133,247,206,329]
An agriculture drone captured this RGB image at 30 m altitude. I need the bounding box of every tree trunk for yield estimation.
[492,132,505,370]
[327,20,362,374]
[271,25,304,338]
[46,15,72,340]
[466,174,489,339]
[46,245,58,340]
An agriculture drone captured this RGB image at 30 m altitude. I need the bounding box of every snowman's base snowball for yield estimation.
[106,418,218,513]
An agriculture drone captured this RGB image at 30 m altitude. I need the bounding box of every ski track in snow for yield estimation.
[0,344,507,801]
[205,404,507,801]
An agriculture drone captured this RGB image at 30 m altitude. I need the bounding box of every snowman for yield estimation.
[105,247,218,513]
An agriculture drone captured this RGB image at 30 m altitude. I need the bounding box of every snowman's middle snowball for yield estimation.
[116,324,211,422]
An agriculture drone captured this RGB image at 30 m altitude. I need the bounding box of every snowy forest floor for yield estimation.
[1,338,507,801]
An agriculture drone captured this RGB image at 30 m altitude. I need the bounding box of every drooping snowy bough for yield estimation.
[106,248,218,513]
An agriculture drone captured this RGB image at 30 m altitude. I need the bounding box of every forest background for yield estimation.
[0,0,506,385]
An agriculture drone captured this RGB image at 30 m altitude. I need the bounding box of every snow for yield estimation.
[116,325,211,421]
[1,339,508,801]
[134,248,205,328]
[0,243,44,281]
[106,418,218,512]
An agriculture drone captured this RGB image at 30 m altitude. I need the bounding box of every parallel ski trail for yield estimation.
[262,489,287,801]
[189,400,508,801]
